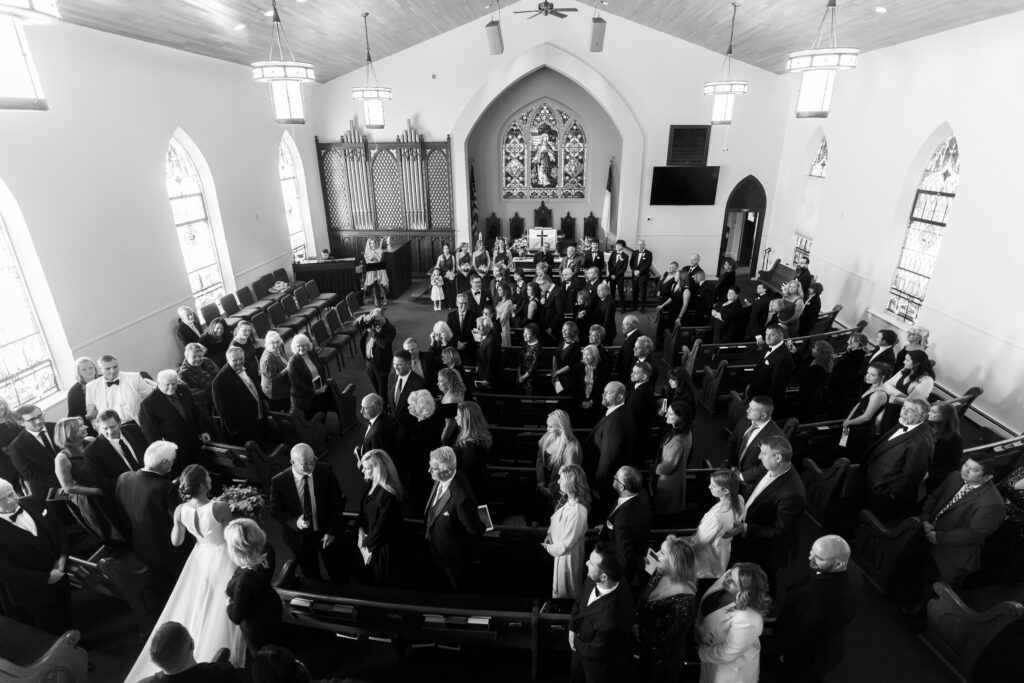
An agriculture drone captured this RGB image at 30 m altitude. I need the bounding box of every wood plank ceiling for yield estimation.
[57,0,1023,82]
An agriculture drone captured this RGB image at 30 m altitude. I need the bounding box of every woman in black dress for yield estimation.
[551,321,581,393]
[926,402,964,495]
[827,332,869,415]
[357,449,404,586]
[794,340,835,421]
[287,333,329,419]
[436,242,456,309]
[662,366,697,422]
[436,368,466,445]
[229,320,260,377]
[711,285,746,343]
[517,323,542,396]
[453,401,493,502]
[636,535,698,682]
[225,518,281,655]
[54,416,123,542]
[570,344,608,428]
[840,361,891,460]
[67,356,99,435]
[401,389,444,509]
[524,282,542,327]
[440,347,473,402]
[199,317,231,367]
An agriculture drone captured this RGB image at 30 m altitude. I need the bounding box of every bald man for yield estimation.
[775,535,862,682]
[583,381,637,520]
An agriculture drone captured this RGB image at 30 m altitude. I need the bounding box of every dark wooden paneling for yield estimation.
[328,231,454,276]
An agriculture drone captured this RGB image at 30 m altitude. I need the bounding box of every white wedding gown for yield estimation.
[126,501,245,681]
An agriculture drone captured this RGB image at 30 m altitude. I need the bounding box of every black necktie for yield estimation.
[39,431,55,455]
[106,379,120,387]
[302,475,313,525]
[119,439,138,469]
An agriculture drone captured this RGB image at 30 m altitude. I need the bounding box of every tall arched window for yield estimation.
[279,135,308,260]
[502,100,587,199]
[886,134,960,323]
[165,137,226,309]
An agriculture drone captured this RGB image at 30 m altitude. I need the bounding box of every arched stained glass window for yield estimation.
[885,134,960,324]
[809,136,828,178]
[279,138,307,260]
[501,100,587,199]
[165,137,225,309]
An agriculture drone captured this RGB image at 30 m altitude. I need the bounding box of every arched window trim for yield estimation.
[809,135,828,178]
[500,97,588,200]
[279,132,315,260]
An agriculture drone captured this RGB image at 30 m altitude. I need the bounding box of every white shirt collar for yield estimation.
[605,403,624,416]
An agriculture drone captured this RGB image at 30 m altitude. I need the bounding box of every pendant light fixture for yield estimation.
[0,0,61,110]
[251,0,315,124]
[352,12,391,130]
[703,2,748,126]
[785,0,858,118]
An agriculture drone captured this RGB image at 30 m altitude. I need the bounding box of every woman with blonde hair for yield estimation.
[896,325,930,368]
[259,330,291,411]
[541,464,590,599]
[363,236,391,307]
[536,409,581,503]
[225,518,281,654]
[697,563,772,683]
[67,356,99,429]
[53,416,121,542]
[454,401,493,501]
[357,449,404,586]
[637,536,698,681]
[776,280,805,337]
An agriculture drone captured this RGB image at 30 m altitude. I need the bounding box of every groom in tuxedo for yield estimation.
[269,443,346,581]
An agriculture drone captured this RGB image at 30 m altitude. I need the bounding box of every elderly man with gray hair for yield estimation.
[139,369,211,475]
[424,446,486,592]
[474,315,503,391]
[213,346,268,447]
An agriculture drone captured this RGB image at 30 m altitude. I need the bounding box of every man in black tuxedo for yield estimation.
[597,467,652,585]
[141,621,246,683]
[360,308,397,398]
[116,441,191,599]
[795,255,814,297]
[595,282,617,347]
[583,382,636,519]
[715,257,737,303]
[606,240,628,313]
[403,337,438,390]
[0,478,71,635]
[680,253,705,291]
[799,282,824,336]
[583,240,605,275]
[726,435,806,594]
[617,316,641,378]
[728,396,785,479]
[139,370,211,476]
[447,293,478,361]
[475,316,503,391]
[8,405,59,496]
[268,443,346,581]
[628,239,653,312]
[354,393,397,460]
[213,347,269,447]
[453,261,474,296]
[424,446,486,592]
[466,274,492,317]
[864,329,898,372]
[690,270,718,324]
[865,398,934,520]
[386,350,426,423]
[569,542,634,683]
[745,325,794,413]
[625,362,657,454]
[84,409,149,493]
[539,277,567,345]
[776,535,862,683]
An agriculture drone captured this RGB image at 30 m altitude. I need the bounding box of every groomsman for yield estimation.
[629,240,653,312]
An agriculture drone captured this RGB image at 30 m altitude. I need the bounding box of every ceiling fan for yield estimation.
[514,1,579,19]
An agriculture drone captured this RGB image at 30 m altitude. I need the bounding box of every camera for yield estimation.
[355,314,377,330]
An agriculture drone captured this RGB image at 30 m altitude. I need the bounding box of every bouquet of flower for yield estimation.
[216,483,267,520]
[512,237,529,253]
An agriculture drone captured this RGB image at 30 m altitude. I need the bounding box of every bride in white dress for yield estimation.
[692,469,745,579]
[126,465,244,681]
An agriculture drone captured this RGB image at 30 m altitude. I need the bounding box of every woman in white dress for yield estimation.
[126,464,244,681]
[697,563,771,683]
[692,470,744,579]
[541,464,590,599]
[363,237,390,307]
[494,282,515,348]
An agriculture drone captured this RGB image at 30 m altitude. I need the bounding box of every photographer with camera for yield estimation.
[358,308,397,400]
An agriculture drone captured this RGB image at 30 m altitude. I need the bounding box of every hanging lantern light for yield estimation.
[785,0,858,118]
[352,12,391,130]
[703,3,748,126]
[251,0,315,124]
[0,0,61,110]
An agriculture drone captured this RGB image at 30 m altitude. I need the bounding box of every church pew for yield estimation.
[697,361,728,414]
[474,393,576,428]
[854,510,923,594]
[801,457,851,531]
[0,616,88,683]
[199,440,289,493]
[67,544,161,632]
[755,258,797,295]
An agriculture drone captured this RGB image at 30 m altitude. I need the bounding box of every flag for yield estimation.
[470,165,479,235]
[600,160,614,238]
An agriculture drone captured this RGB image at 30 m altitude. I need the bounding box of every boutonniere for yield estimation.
[443,511,450,517]
[42,509,48,517]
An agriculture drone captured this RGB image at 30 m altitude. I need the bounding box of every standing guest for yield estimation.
[598,466,652,586]
[539,277,567,344]
[467,273,492,316]
[798,282,824,336]
[214,347,270,447]
[895,325,931,369]
[454,261,475,298]
[85,353,155,426]
[692,470,744,579]
[229,320,260,377]
[84,409,147,496]
[689,270,718,324]
[387,349,426,424]
[606,240,629,313]
[582,265,603,300]
[571,344,608,427]
[8,404,60,495]
[626,361,657,456]
[552,321,582,391]
[745,325,793,413]
[360,307,397,398]
[53,416,122,542]
[492,237,511,269]
[681,253,705,289]
[697,563,771,683]
[174,306,205,348]
[715,258,737,302]
[794,255,814,295]
[436,369,466,445]
[474,316,503,391]
[595,282,618,347]
[495,282,515,347]
[268,443,346,581]
[711,285,746,343]
[617,315,641,378]
[636,537,698,683]
[436,242,456,309]
[0,477,71,635]
[840,362,891,458]
[441,347,474,403]
[657,261,680,300]
[865,329,898,370]
[632,335,658,386]
[398,390,442,509]
[517,323,543,395]
[543,464,591,599]
[926,402,965,495]
[588,325,614,370]
[663,367,698,421]
[363,237,390,307]
[829,332,870,411]
[357,449,404,586]
[654,269,688,350]
[629,240,653,312]
[583,382,636,517]
[453,401,493,501]
[287,333,330,420]
[743,283,774,341]
[258,331,291,412]
[568,542,634,683]
[139,370,211,474]
[178,342,219,414]
[728,397,784,481]
[652,401,694,521]
[225,518,282,656]
[536,410,582,502]
[447,293,478,360]
[424,446,486,592]
[354,393,397,460]
[794,340,835,421]
[427,320,454,358]
[864,398,934,520]
[139,621,246,683]
[199,317,232,367]
[0,399,24,486]
[574,290,596,338]
[66,356,99,430]
[775,535,862,683]
[524,281,543,327]
[583,239,606,275]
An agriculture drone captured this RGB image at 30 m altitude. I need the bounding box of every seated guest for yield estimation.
[711,285,746,343]
[569,542,634,683]
[652,401,693,522]
[424,446,486,592]
[697,564,771,682]
[926,402,965,495]
[67,356,99,431]
[140,621,246,683]
[543,464,591,599]
[881,349,936,431]
[178,342,219,414]
[865,398,934,520]
[404,337,437,389]
[794,340,834,421]
[536,409,582,504]
[517,322,543,395]
[636,537,698,683]
[85,409,148,494]
[453,401,493,501]
[355,393,397,460]
[840,362,891,458]
[224,519,281,655]
[828,332,870,412]
[399,389,442,507]
[474,315,503,391]
[692,470,744,579]
[214,347,270,447]
[387,349,426,425]
[598,466,652,586]
[258,331,291,412]
[663,366,697,422]
[199,317,232,367]
[287,333,329,420]
[174,306,205,348]
[357,449,404,586]
[895,324,930,369]
[865,329,898,370]
[551,321,582,391]
[436,368,465,444]
[8,404,60,495]
[570,344,608,426]
[584,382,636,517]
[54,416,123,542]
[85,354,155,426]
[139,370,211,474]
[798,282,824,336]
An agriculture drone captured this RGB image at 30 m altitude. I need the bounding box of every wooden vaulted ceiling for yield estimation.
[57,0,1023,82]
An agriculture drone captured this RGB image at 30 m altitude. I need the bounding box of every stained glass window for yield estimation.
[279,138,307,260]
[885,134,960,324]
[165,138,225,310]
[794,234,812,264]
[501,100,586,199]
[809,136,828,178]
[0,215,58,407]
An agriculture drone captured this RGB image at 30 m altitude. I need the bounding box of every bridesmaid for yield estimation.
[436,242,456,310]
[541,464,590,600]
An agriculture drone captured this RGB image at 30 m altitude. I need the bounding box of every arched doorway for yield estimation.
[718,175,766,278]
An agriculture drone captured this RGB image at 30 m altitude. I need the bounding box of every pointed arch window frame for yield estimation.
[809,136,828,178]
[500,99,588,200]
[278,132,315,260]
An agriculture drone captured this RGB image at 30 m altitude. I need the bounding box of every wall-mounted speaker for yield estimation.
[590,17,606,52]
[486,20,504,55]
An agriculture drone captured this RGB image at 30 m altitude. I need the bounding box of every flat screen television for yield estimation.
[650,166,720,205]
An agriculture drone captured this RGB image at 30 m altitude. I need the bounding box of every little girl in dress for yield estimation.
[429,267,445,311]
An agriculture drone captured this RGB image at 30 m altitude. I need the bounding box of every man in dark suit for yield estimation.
[212,347,269,447]
[625,361,657,454]
[0,478,71,635]
[583,382,636,519]
[116,441,191,599]
[729,396,785,479]
[583,240,605,275]
[84,409,149,493]
[268,443,346,581]
[8,405,59,496]
[354,393,397,460]
[606,240,628,313]
[680,253,705,291]
[424,446,486,592]
[776,535,862,683]
[139,369,210,475]
[403,337,438,390]
[465,274,492,317]
[863,329,898,373]
[727,435,806,594]
[386,350,426,423]
[745,324,794,412]
[865,398,934,520]
[795,255,814,297]
[595,282,617,347]
[798,282,824,336]
[360,308,397,398]
[597,467,652,585]
[539,278,567,344]
[690,270,718,324]
[616,316,641,378]
[628,240,653,312]
[569,542,634,683]
[714,257,737,303]
[475,316,503,391]
[447,293,478,361]
[141,621,247,683]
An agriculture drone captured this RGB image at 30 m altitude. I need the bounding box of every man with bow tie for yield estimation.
[0,477,71,635]
[745,325,794,413]
[568,542,634,683]
[424,447,485,592]
[628,239,653,312]
[84,354,155,426]
[864,398,935,520]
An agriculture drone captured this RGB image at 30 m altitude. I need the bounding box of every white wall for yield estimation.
[0,22,325,415]
[765,10,1024,431]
